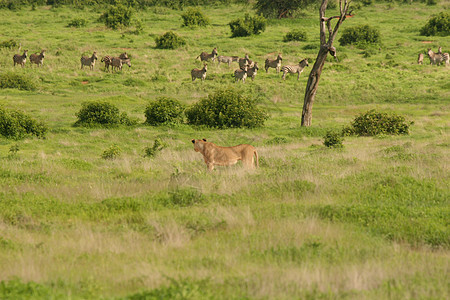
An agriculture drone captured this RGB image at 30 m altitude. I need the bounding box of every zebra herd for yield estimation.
[418,47,449,66]
[191,48,309,83]
[11,49,131,72]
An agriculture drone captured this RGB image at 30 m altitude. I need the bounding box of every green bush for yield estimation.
[343,110,412,136]
[0,107,48,139]
[323,130,344,148]
[0,72,37,91]
[101,144,121,160]
[254,0,315,19]
[144,139,166,158]
[144,97,184,126]
[75,101,134,127]
[283,29,307,42]
[67,18,88,28]
[181,7,210,27]
[228,13,267,37]
[154,31,186,49]
[420,12,450,36]
[0,39,18,49]
[99,4,133,29]
[186,88,268,129]
[339,24,381,46]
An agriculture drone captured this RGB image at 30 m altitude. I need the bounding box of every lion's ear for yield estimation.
[202,138,207,142]
[191,139,195,144]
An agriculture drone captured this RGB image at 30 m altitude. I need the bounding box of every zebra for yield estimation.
[417,53,424,65]
[191,64,207,81]
[231,56,239,62]
[80,52,98,70]
[101,53,129,71]
[217,55,234,67]
[247,62,259,81]
[265,54,283,73]
[427,48,449,66]
[238,54,251,69]
[281,59,309,80]
[196,48,218,62]
[30,50,45,67]
[234,65,248,83]
[437,46,442,54]
[13,50,28,67]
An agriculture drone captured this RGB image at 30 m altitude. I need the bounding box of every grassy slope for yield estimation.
[0,2,449,299]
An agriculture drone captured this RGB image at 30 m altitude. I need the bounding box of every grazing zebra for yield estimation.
[102,53,129,71]
[281,59,309,80]
[265,54,283,73]
[217,55,234,67]
[437,46,442,54]
[191,64,207,81]
[417,53,424,65]
[247,62,259,81]
[80,52,98,70]
[196,48,218,62]
[231,56,239,62]
[13,50,28,67]
[238,54,251,69]
[427,48,449,66]
[234,65,248,83]
[30,50,45,67]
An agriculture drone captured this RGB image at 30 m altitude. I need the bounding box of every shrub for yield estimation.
[323,130,344,148]
[0,107,48,139]
[343,110,412,136]
[339,24,381,46]
[420,12,450,36]
[186,88,268,129]
[154,31,186,49]
[144,97,184,126]
[75,101,133,127]
[283,29,307,42]
[101,144,121,160]
[0,72,37,91]
[228,14,267,38]
[181,7,210,27]
[255,0,315,19]
[0,39,18,49]
[144,139,167,158]
[99,4,133,29]
[67,18,88,28]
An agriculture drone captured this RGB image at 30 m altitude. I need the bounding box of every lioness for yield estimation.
[192,139,259,171]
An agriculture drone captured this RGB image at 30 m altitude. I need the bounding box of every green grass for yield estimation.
[0,2,449,299]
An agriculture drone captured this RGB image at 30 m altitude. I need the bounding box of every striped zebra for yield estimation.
[102,53,130,71]
[427,48,449,66]
[231,56,239,62]
[111,57,131,71]
[265,54,283,73]
[417,53,424,65]
[217,55,233,67]
[437,46,442,54]
[196,48,218,62]
[234,65,248,83]
[281,59,309,80]
[13,50,28,67]
[80,52,98,70]
[238,54,251,69]
[247,62,259,81]
[191,64,207,81]
[30,50,45,67]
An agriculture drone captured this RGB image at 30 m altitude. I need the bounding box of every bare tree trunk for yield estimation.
[301,0,351,126]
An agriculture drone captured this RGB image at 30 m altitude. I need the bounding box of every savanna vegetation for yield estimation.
[0,0,449,299]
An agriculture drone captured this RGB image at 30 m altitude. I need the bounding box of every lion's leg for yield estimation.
[207,163,214,171]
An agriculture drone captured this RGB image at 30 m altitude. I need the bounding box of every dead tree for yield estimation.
[301,0,352,126]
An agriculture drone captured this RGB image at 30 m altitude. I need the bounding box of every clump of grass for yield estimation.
[0,39,18,49]
[283,29,307,42]
[101,144,121,160]
[0,107,48,140]
[154,31,186,49]
[67,18,88,28]
[323,130,344,148]
[343,110,412,136]
[144,139,166,158]
[0,72,37,91]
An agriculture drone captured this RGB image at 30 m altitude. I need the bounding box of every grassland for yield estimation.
[0,1,449,299]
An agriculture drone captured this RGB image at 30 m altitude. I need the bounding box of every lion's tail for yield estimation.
[254,150,259,168]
